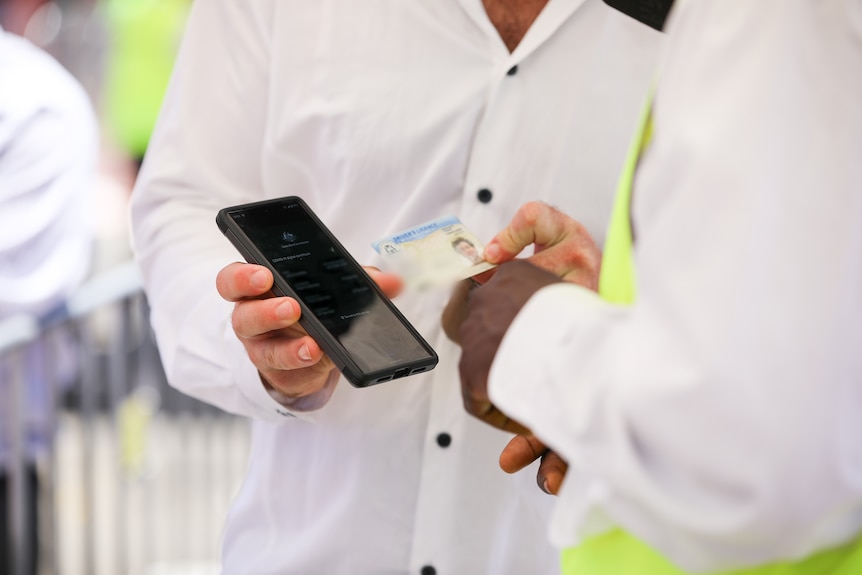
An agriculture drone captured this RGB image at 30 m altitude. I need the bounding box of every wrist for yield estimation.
[260,369,340,412]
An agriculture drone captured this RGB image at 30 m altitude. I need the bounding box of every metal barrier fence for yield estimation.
[1,261,251,575]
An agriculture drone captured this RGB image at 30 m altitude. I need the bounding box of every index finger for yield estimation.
[484,202,571,264]
[216,262,273,302]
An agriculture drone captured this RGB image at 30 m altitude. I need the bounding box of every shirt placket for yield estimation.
[407,2,586,573]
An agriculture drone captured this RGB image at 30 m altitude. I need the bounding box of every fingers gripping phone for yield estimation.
[216,196,438,387]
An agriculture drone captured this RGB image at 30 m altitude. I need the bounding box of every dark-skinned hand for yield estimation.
[501,434,568,495]
[450,202,602,494]
[458,259,562,434]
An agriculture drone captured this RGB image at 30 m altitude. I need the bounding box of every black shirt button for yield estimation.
[507,65,518,76]
[477,188,493,203]
[420,566,437,575]
[436,433,452,448]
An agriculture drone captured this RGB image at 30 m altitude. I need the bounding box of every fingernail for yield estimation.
[251,269,269,289]
[542,479,551,494]
[298,343,313,362]
[276,300,295,320]
[484,243,500,263]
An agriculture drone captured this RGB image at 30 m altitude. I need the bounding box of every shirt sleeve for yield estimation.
[489,1,862,571]
[129,0,319,422]
[0,46,98,319]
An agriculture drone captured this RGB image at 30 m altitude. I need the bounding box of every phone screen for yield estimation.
[227,200,435,375]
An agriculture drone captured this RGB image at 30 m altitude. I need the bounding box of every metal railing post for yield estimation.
[9,348,31,575]
[1,315,39,575]
[108,296,133,575]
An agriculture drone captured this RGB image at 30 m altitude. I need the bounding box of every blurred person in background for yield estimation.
[0,0,46,35]
[83,0,190,274]
[0,25,98,574]
[100,0,190,171]
[130,1,660,573]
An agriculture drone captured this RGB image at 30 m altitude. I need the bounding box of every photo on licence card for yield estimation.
[373,216,496,290]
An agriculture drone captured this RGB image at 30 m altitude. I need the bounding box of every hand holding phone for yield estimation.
[216,196,438,389]
[216,261,343,403]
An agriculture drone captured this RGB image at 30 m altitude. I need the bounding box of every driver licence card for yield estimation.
[373,216,496,290]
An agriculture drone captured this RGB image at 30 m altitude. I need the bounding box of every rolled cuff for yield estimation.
[225,321,328,423]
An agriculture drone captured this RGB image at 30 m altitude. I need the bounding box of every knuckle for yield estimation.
[245,343,266,369]
[216,268,236,299]
[256,342,306,376]
[461,392,479,415]
[317,354,334,371]
[461,382,487,411]
[520,201,544,226]
[569,244,601,275]
[230,305,247,336]
[568,248,590,267]
[260,342,284,371]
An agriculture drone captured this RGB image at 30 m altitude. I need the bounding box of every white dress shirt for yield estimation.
[0,28,97,464]
[129,1,660,573]
[490,0,862,572]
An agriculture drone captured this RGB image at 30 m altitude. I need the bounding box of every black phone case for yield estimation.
[603,0,674,31]
[216,196,438,387]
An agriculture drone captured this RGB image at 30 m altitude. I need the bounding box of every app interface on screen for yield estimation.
[232,202,432,373]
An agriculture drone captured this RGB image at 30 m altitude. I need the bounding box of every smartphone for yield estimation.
[216,196,438,387]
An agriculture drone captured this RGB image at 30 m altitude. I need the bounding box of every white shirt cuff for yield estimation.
[488,283,619,547]
[488,282,597,452]
[224,320,326,423]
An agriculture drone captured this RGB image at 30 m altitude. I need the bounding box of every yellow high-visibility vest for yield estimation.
[102,0,190,159]
[562,104,862,575]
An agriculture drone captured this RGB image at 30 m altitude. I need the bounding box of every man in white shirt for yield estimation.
[455,0,862,573]
[0,26,98,575]
[129,1,659,572]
